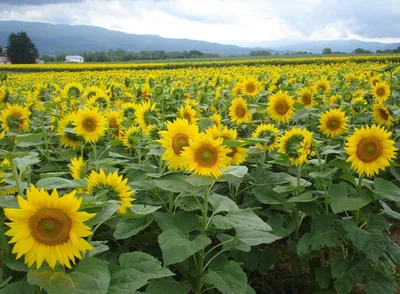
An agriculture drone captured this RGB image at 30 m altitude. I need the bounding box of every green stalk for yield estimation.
[292,165,302,293]
[168,192,174,214]
[196,185,209,294]
[356,175,364,196]
[10,160,24,197]
[42,115,50,158]
[92,143,98,161]
[316,150,329,214]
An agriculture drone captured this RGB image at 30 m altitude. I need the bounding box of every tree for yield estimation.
[0,45,3,56]
[322,48,332,54]
[352,48,372,54]
[6,31,39,64]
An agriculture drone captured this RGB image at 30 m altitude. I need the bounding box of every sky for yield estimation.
[0,0,399,46]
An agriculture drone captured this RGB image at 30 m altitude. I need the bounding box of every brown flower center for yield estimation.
[235,105,246,118]
[227,147,237,158]
[356,138,382,163]
[183,112,192,123]
[29,208,72,246]
[82,117,97,132]
[245,82,256,94]
[379,108,389,120]
[195,145,218,167]
[275,100,289,115]
[376,87,385,97]
[172,134,189,156]
[302,93,312,105]
[327,118,340,130]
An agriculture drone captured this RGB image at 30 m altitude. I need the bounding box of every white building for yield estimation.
[0,56,11,64]
[65,55,84,63]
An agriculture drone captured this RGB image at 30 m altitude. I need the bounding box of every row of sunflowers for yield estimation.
[0,59,399,293]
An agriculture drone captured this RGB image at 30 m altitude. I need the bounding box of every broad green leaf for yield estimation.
[221,166,248,182]
[252,185,287,204]
[114,216,153,239]
[310,215,339,250]
[297,232,311,256]
[153,212,200,233]
[28,258,110,294]
[0,281,34,294]
[212,208,272,231]
[329,182,373,213]
[128,204,162,218]
[365,272,397,294]
[373,178,400,201]
[258,247,280,273]
[315,267,331,289]
[202,260,247,294]
[380,201,400,219]
[0,195,18,208]
[145,278,191,294]
[331,253,366,294]
[154,174,191,193]
[109,252,174,294]
[158,228,211,266]
[217,233,251,252]
[13,153,40,170]
[235,227,281,246]
[36,177,76,190]
[286,191,316,203]
[208,193,238,214]
[86,202,120,226]
[185,175,215,186]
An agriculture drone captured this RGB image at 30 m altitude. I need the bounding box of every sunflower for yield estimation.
[206,125,237,140]
[86,169,135,214]
[135,100,158,134]
[319,109,349,138]
[242,77,261,97]
[278,128,313,166]
[181,133,231,178]
[88,91,111,110]
[74,107,107,143]
[121,126,142,149]
[373,103,393,127]
[372,81,390,103]
[107,110,123,139]
[227,144,248,165]
[313,79,330,93]
[210,113,222,128]
[140,83,151,100]
[121,102,138,118]
[0,104,30,133]
[4,186,94,269]
[0,159,17,196]
[297,87,314,108]
[252,124,280,151]
[56,113,81,149]
[83,86,102,99]
[345,125,397,177]
[229,97,252,124]
[69,157,88,180]
[267,91,295,123]
[177,104,198,125]
[0,86,8,104]
[369,75,382,87]
[62,82,83,99]
[158,118,199,170]
[232,82,244,97]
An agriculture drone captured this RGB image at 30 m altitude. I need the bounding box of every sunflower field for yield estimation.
[0,57,399,294]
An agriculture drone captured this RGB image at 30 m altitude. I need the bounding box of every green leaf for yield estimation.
[86,202,120,226]
[315,267,331,289]
[217,233,251,252]
[36,177,76,190]
[185,175,215,186]
[380,201,400,219]
[153,212,199,234]
[365,272,397,294]
[27,257,110,294]
[252,185,287,204]
[109,252,173,293]
[13,153,40,170]
[158,228,211,266]
[208,193,238,214]
[297,232,311,256]
[202,260,247,294]
[309,215,339,250]
[128,204,162,218]
[114,216,154,239]
[235,227,281,246]
[258,247,280,273]
[286,191,316,203]
[153,174,191,193]
[145,278,191,294]
[221,166,248,180]
[329,182,373,214]
[0,196,18,208]
[212,208,272,231]
[0,281,34,294]
[373,178,400,201]
[331,253,366,294]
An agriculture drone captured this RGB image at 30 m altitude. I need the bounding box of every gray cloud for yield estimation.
[0,0,82,5]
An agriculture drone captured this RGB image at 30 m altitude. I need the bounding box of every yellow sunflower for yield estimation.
[4,186,94,269]
[0,159,17,196]
[227,145,248,165]
[206,125,237,140]
[372,81,390,103]
[181,134,231,178]
[229,97,252,124]
[121,126,142,149]
[0,104,30,133]
[232,82,244,97]
[83,86,101,99]
[158,119,199,170]
[319,109,349,138]
[313,79,330,93]
[86,169,135,214]
[242,77,261,97]
[69,157,88,180]
[121,102,138,118]
[252,124,280,151]
[74,107,107,143]
[345,125,397,177]
[278,128,313,166]
[267,91,295,123]
[140,83,151,100]
[88,91,111,110]
[56,113,81,149]
[107,110,123,139]
[62,82,83,99]
[177,104,198,125]
[373,104,393,127]
[135,100,158,134]
[210,113,222,128]
[297,87,314,108]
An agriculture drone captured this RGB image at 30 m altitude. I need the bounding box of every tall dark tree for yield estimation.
[0,45,3,56]
[6,31,39,64]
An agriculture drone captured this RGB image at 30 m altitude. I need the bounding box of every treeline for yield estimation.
[41,49,220,62]
[376,47,400,54]
[250,50,313,56]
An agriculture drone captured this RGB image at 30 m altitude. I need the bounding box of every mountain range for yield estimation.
[0,21,399,56]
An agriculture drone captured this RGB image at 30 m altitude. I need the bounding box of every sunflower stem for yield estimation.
[316,150,329,214]
[356,175,364,196]
[168,192,174,214]
[196,185,210,294]
[42,114,50,159]
[291,165,302,293]
[92,143,98,161]
[10,159,24,197]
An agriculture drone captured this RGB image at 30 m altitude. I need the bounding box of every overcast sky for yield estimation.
[0,0,399,46]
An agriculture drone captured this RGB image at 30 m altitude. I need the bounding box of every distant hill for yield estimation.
[0,21,282,56]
